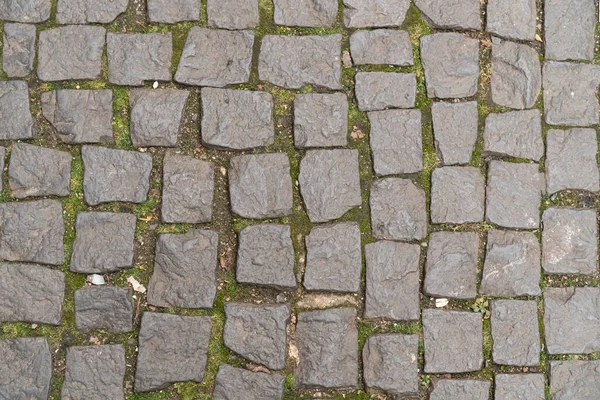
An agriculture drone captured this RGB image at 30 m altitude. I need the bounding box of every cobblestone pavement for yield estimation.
[1,0,600,399]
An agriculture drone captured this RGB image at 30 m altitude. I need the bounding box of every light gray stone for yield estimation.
[483,110,543,161]
[207,0,259,29]
[147,0,200,23]
[349,29,413,66]
[551,360,600,400]
[414,0,480,30]
[495,374,545,400]
[0,80,34,140]
[430,380,490,400]
[274,0,337,27]
[343,0,410,27]
[0,0,51,22]
[0,338,52,400]
[57,0,127,24]
[3,23,36,77]
[487,0,536,41]
[74,286,133,333]
[431,166,485,224]
[491,300,540,366]
[545,0,596,61]
[432,101,478,165]
[355,72,416,111]
[213,364,284,400]
[294,93,348,148]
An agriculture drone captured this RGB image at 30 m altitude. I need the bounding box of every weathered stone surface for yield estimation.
[8,143,71,198]
[545,0,595,61]
[176,28,253,87]
[491,40,541,109]
[365,241,420,320]
[135,312,212,392]
[213,364,285,400]
[294,93,348,148]
[237,224,296,290]
[0,262,64,325]
[371,178,427,241]
[542,208,597,275]
[423,309,483,373]
[162,153,214,224]
[61,345,126,400]
[491,300,540,366]
[546,129,599,194]
[0,338,52,399]
[274,0,337,27]
[229,153,293,219]
[414,0,480,30]
[480,231,541,297]
[424,232,479,299]
[0,147,5,192]
[304,223,362,293]
[487,0,536,41]
[70,212,136,273]
[0,80,34,140]
[299,149,362,223]
[349,29,413,66]
[483,110,543,161]
[57,0,127,24]
[130,89,189,147]
[3,23,36,77]
[42,90,113,144]
[148,230,218,309]
[207,0,259,29]
[147,0,199,23]
[355,72,416,111]
[0,0,51,22]
[38,26,105,81]
[74,286,133,333]
[544,287,600,354]
[486,161,543,229]
[432,101,478,165]
[430,380,490,400]
[82,146,152,205]
[107,33,172,86]
[495,374,545,400]
[0,200,64,265]
[296,308,358,388]
[343,0,410,27]
[551,360,600,400]
[421,33,479,98]
[223,303,290,370]
[201,88,274,149]
[259,35,342,89]
[431,166,485,224]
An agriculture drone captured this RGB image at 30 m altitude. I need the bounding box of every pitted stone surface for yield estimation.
[414,0,480,30]
[237,224,296,290]
[201,88,274,149]
[223,303,290,370]
[551,360,600,400]
[0,147,5,192]
[213,364,285,400]
[294,93,348,148]
[74,286,133,333]
[483,110,543,161]
[370,178,427,241]
[0,262,65,325]
[296,308,358,388]
[545,0,595,61]
[70,212,136,273]
[0,80,34,140]
[342,0,410,28]
[0,338,52,400]
[274,0,337,27]
[365,241,420,321]
[259,34,342,89]
[431,166,485,224]
[148,230,219,309]
[430,380,490,400]
[487,0,536,41]
[175,28,254,87]
[229,153,293,219]
[355,72,416,111]
[3,23,36,77]
[423,309,483,373]
[147,0,199,23]
[207,0,259,29]
[432,101,478,165]
[491,300,540,366]
[349,29,413,66]
[495,374,545,400]
[56,0,127,24]
[0,0,51,23]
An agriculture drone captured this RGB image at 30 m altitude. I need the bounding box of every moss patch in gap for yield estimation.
[112,87,135,150]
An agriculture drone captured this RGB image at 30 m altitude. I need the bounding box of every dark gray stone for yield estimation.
[0,0,51,22]
[259,35,342,89]
[414,0,480,30]
[495,374,545,400]
[8,143,71,198]
[294,93,348,148]
[147,0,199,23]
[201,88,274,150]
[0,80,34,140]
[213,364,284,400]
[38,26,105,81]
[56,0,127,24]
[42,90,113,144]
[237,224,296,290]
[61,345,126,400]
[274,0,337,27]
[431,166,485,224]
[370,178,427,241]
[421,33,479,98]
[491,300,540,366]
[423,309,483,373]
[3,23,36,77]
[356,72,416,111]
[70,212,136,273]
[432,101,478,165]
[544,287,600,354]
[430,380,490,400]
[551,360,600,400]
[207,0,259,29]
[74,286,133,333]
[148,229,219,309]
[0,338,52,400]
[229,153,293,219]
[343,0,410,27]
[0,262,64,325]
[162,153,214,224]
[299,149,362,223]
[135,312,212,392]
[0,147,4,192]
[223,303,290,370]
[296,308,358,388]
[483,110,543,161]
[545,0,595,61]
[487,0,536,41]
[349,29,413,66]
[82,146,152,205]
[304,223,362,293]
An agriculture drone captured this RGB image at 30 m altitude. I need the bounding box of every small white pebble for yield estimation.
[153,81,159,89]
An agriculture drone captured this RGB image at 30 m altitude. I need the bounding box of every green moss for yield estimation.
[112,87,135,150]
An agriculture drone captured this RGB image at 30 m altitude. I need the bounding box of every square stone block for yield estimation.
[491,300,540,366]
[343,0,410,28]
[274,0,337,27]
[355,72,416,111]
[207,0,259,29]
[213,364,284,399]
[432,101,478,165]
[349,29,413,66]
[3,23,36,77]
[551,360,600,400]
[0,80,34,140]
[74,286,133,333]
[545,0,596,61]
[0,338,52,399]
[294,92,348,148]
[483,110,543,161]
[414,0,480,30]
[431,166,485,224]
[495,374,545,400]
[487,0,536,41]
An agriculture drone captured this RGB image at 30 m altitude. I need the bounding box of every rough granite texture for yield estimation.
[432,101,478,165]
[491,300,540,366]
[355,72,416,111]
[294,93,348,148]
[147,0,200,23]
[2,23,36,77]
[430,166,485,224]
[207,0,259,29]
[545,0,596,61]
[0,0,51,23]
[551,360,600,400]
[487,0,536,41]
[349,29,413,66]
[213,364,284,400]
[414,0,480,30]
[56,0,127,24]
[495,374,545,400]
[273,0,337,27]
[0,80,34,140]
[430,380,491,400]
[483,110,543,161]
[0,338,52,400]
[74,286,133,333]
[342,0,410,28]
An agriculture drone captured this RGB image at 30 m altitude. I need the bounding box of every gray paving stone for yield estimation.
[432,101,478,165]
[414,0,480,30]
[70,212,136,273]
[274,0,337,27]
[207,0,259,29]
[491,300,540,366]
[371,178,427,241]
[223,303,290,370]
[423,309,483,373]
[294,93,348,148]
[545,0,595,61]
[365,241,420,321]
[296,308,358,388]
[430,380,490,400]
[74,286,133,333]
[161,153,214,224]
[495,374,545,400]
[299,149,361,223]
[350,30,413,66]
[487,0,536,41]
[544,287,600,354]
[213,364,284,400]
[551,360,600,400]
[237,224,296,290]
[259,34,342,89]
[424,232,479,300]
[42,90,113,144]
[148,229,219,309]
[0,262,64,325]
[3,23,36,77]
[201,88,274,149]
[38,26,105,81]
[431,166,485,224]
[0,0,51,23]
[0,147,5,192]
[483,110,543,161]
[135,312,212,392]
[229,153,293,219]
[57,0,127,24]
[421,33,479,98]
[147,0,199,23]
[355,72,416,111]
[107,33,172,86]
[343,0,410,27]
[0,80,34,140]
[0,338,52,400]
[82,146,152,205]
[61,345,126,400]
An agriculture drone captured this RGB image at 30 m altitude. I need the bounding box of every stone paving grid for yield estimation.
[1,1,600,399]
